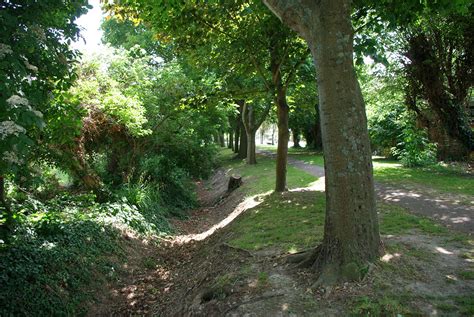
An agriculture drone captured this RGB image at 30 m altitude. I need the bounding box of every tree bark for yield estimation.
[237,100,248,159]
[242,102,258,164]
[271,125,275,145]
[271,41,290,192]
[264,0,381,284]
[406,32,473,160]
[219,131,226,147]
[228,130,234,149]
[305,103,323,150]
[274,89,289,192]
[292,129,301,148]
[238,127,248,159]
[313,104,323,150]
[234,117,240,153]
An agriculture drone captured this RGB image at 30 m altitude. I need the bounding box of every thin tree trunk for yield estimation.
[228,131,234,149]
[237,101,248,159]
[247,131,257,164]
[219,131,225,147]
[271,126,275,145]
[271,42,289,192]
[314,104,323,150]
[0,175,12,229]
[234,121,240,153]
[275,89,289,192]
[260,128,265,144]
[238,127,247,159]
[264,0,380,284]
[242,103,257,165]
[293,129,301,148]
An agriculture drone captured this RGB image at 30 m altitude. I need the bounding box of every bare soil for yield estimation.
[88,165,473,316]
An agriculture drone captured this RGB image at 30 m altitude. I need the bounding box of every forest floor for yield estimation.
[89,150,473,316]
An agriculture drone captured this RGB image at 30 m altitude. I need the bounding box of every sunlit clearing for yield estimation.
[381,252,401,262]
[290,176,325,192]
[282,303,289,311]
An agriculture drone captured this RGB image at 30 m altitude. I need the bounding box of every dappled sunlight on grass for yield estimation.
[290,177,325,192]
[257,146,473,196]
[380,252,402,263]
[378,203,448,235]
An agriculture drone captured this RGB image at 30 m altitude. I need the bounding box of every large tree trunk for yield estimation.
[264,0,380,284]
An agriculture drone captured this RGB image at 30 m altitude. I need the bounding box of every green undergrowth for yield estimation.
[257,146,473,196]
[0,191,173,316]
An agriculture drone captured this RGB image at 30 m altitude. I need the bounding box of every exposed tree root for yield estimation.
[287,243,378,288]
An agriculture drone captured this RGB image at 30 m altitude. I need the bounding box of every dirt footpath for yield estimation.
[287,156,473,234]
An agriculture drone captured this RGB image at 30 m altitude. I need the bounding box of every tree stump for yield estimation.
[227,175,242,192]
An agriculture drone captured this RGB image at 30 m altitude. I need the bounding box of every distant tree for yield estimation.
[105,0,309,191]
[354,0,474,160]
[101,16,174,62]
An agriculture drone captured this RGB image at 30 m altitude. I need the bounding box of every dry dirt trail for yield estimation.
[259,150,473,235]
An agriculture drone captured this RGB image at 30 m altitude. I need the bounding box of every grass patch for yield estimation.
[229,191,325,252]
[372,158,473,196]
[458,270,474,280]
[436,296,474,316]
[219,148,318,197]
[378,203,448,236]
[350,296,410,316]
[256,146,473,196]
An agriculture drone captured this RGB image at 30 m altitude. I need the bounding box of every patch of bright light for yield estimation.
[435,247,453,255]
[381,252,401,262]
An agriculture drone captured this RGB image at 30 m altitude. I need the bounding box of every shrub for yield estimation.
[392,125,437,167]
